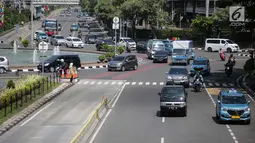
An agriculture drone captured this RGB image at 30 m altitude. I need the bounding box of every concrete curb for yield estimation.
[0,83,74,136]
[241,74,255,100]
[192,48,250,53]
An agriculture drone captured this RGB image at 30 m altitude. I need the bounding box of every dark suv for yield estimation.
[37,55,81,72]
[107,53,138,71]
[158,85,187,117]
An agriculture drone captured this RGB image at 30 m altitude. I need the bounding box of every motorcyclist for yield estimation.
[193,70,204,84]
[219,48,224,55]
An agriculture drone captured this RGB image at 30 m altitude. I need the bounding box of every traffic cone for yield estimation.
[66,69,70,78]
[61,69,64,78]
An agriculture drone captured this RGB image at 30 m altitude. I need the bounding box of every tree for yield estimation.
[94,0,115,28]
[81,0,97,14]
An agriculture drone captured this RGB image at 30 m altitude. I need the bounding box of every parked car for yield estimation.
[0,56,9,74]
[96,39,115,51]
[136,41,147,53]
[37,54,81,72]
[65,36,85,48]
[50,35,66,46]
[107,53,138,71]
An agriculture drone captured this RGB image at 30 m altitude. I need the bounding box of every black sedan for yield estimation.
[136,41,147,53]
[85,34,105,44]
[96,39,115,51]
[153,50,168,63]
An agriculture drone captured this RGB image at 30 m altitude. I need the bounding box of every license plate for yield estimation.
[231,116,240,119]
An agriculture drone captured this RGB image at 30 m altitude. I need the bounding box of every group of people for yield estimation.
[58,59,76,82]
[193,48,236,85]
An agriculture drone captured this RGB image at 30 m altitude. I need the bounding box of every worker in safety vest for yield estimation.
[69,63,74,83]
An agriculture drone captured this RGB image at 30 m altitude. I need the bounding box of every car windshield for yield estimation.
[38,33,47,36]
[56,36,64,39]
[155,51,167,56]
[123,39,135,42]
[161,87,184,99]
[193,60,207,65]
[72,25,78,28]
[222,95,247,104]
[46,56,58,61]
[104,40,114,45]
[226,40,234,44]
[73,38,81,41]
[112,56,125,61]
[152,44,165,50]
[45,22,57,28]
[173,49,186,54]
[169,68,187,74]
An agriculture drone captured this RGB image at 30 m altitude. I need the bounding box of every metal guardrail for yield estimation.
[33,0,79,5]
[70,98,109,143]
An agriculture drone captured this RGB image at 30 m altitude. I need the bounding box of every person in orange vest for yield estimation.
[69,63,74,83]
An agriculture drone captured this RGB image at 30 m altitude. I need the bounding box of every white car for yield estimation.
[34,30,44,40]
[65,37,85,48]
[114,37,136,51]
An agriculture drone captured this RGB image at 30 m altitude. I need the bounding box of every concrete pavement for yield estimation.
[0,80,125,143]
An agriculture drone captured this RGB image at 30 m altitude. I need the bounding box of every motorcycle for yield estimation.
[193,79,202,92]
[220,52,226,61]
[225,66,232,77]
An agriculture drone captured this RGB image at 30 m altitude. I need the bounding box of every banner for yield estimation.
[0,0,4,27]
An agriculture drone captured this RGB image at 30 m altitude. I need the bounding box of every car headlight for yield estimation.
[180,102,186,107]
[245,108,250,112]
[44,63,49,66]
[221,108,227,111]
[116,63,122,66]
[182,76,188,80]
[160,102,165,106]
[167,76,172,79]
[152,51,155,54]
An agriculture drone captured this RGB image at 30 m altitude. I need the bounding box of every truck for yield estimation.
[42,19,58,36]
[171,40,194,65]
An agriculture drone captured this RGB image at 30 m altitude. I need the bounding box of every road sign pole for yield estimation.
[30,2,34,49]
[42,44,44,78]
[114,27,117,57]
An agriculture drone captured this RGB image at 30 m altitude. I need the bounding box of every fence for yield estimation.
[70,98,109,143]
[0,73,60,119]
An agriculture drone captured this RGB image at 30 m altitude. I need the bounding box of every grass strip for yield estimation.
[0,82,60,125]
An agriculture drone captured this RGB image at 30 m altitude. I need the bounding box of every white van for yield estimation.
[205,38,239,53]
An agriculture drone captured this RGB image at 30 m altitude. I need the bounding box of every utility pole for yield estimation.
[171,0,174,21]
[19,0,21,13]
[214,0,216,13]
[206,0,209,17]
[120,18,122,38]
[30,1,34,49]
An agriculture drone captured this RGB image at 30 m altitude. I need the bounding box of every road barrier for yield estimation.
[70,98,109,143]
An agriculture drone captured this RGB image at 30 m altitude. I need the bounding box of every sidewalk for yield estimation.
[0,9,61,44]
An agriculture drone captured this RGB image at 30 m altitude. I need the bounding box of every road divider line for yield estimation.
[204,84,239,143]
[161,137,164,143]
[20,102,54,126]
[161,117,165,123]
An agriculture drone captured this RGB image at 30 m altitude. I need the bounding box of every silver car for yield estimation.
[166,66,190,88]
[66,12,71,17]
[50,35,66,46]
[0,56,9,73]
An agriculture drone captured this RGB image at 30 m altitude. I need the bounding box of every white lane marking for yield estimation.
[90,81,95,85]
[60,15,72,35]
[138,82,143,85]
[77,81,82,84]
[208,83,213,86]
[229,83,234,87]
[125,82,130,85]
[161,137,164,143]
[104,82,109,85]
[97,81,102,85]
[89,84,126,143]
[215,82,220,87]
[159,82,164,85]
[20,102,54,126]
[145,82,150,85]
[152,82,157,85]
[111,81,116,85]
[222,83,227,87]
[83,81,89,84]
[131,82,136,85]
[204,84,239,143]
[118,82,123,85]
[162,117,165,123]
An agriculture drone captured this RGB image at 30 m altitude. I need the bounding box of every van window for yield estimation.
[0,58,5,62]
[221,40,226,44]
[207,40,220,44]
[226,40,234,44]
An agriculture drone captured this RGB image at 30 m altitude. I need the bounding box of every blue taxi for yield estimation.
[190,56,210,75]
[216,89,251,124]
[70,23,79,32]
[36,32,49,42]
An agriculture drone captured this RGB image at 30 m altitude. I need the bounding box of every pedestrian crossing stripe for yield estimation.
[77,80,235,87]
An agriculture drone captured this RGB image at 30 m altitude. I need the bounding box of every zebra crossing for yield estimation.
[77,79,236,88]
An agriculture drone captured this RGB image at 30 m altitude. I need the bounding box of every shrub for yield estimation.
[22,39,29,47]
[0,75,44,107]
[19,36,23,41]
[98,55,105,62]
[105,52,114,61]
[117,46,125,54]
[6,80,15,89]
[10,40,14,46]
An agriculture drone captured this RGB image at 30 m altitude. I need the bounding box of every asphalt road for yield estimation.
[0,81,125,143]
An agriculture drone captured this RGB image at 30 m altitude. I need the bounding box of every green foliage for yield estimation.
[94,0,116,21]
[6,80,15,89]
[19,37,23,41]
[22,39,29,47]
[117,46,125,54]
[243,59,255,73]
[10,40,14,47]
[81,0,97,14]
[98,55,106,61]
[0,75,44,107]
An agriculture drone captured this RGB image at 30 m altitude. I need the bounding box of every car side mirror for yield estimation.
[158,92,161,96]
[217,100,220,104]
[247,101,251,104]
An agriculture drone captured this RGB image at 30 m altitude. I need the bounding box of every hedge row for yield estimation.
[0,75,45,107]
[98,45,125,62]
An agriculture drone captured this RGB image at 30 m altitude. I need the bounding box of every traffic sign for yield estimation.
[113,17,119,24]
[38,41,48,53]
[112,23,119,29]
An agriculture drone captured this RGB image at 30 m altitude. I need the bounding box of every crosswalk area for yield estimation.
[77,79,236,88]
